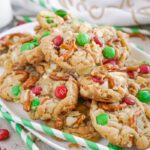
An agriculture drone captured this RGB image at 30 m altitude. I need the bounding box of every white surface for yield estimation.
[0,23,150,150]
[0,118,53,150]
[11,0,150,26]
[0,0,13,28]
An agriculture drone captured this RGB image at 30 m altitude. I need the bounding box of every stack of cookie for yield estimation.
[0,10,150,149]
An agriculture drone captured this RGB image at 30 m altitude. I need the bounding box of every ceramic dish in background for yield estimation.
[0,23,150,150]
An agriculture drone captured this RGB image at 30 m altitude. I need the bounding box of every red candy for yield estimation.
[17,21,26,26]
[52,35,63,46]
[122,97,135,105]
[0,129,9,141]
[93,36,103,47]
[31,86,42,95]
[139,64,150,74]
[103,59,117,66]
[55,85,68,99]
[127,71,135,79]
[92,76,104,85]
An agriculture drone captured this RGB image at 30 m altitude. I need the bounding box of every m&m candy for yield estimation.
[103,46,116,59]
[31,86,42,96]
[122,96,135,105]
[20,43,35,52]
[137,90,150,103]
[96,113,109,125]
[0,129,9,141]
[12,85,21,96]
[76,33,90,46]
[31,98,40,109]
[42,31,50,37]
[52,35,63,46]
[55,85,68,99]
[46,18,54,24]
[55,9,67,17]
[139,64,150,74]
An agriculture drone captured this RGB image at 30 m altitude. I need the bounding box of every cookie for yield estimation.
[46,101,101,142]
[90,94,150,149]
[0,33,33,67]
[0,66,39,101]
[10,37,44,66]
[79,70,128,102]
[40,25,130,76]
[0,9,149,149]
[37,10,67,31]
[136,88,150,121]
[124,64,150,120]
[21,71,78,120]
[0,33,32,52]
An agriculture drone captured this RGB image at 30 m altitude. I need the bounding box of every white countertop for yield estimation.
[0,118,54,150]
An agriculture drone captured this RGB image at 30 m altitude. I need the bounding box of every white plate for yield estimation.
[0,23,150,150]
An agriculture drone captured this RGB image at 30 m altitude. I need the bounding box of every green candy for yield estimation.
[42,31,50,37]
[137,90,150,103]
[32,42,39,47]
[55,9,67,17]
[46,16,52,19]
[12,85,21,96]
[20,42,35,52]
[31,98,40,109]
[103,46,116,59]
[20,37,39,52]
[108,143,122,150]
[96,113,108,125]
[32,37,38,42]
[31,98,40,110]
[31,37,39,46]
[76,33,90,46]
[46,18,54,24]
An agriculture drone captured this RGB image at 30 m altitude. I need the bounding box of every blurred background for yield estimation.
[0,0,150,30]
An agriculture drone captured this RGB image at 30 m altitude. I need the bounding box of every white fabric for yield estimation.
[11,0,150,26]
[0,0,13,28]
